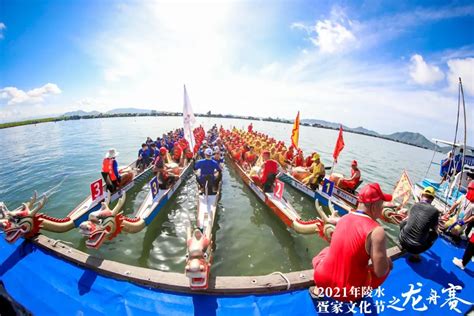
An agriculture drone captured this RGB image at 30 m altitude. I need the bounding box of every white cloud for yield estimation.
[409,54,444,85]
[447,58,474,96]
[0,22,5,39]
[311,20,356,53]
[292,8,356,54]
[0,83,61,106]
[70,2,473,143]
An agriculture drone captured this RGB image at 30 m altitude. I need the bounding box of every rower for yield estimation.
[172,141,183,164]
[243,146,257,170]
[302,153,325,190]
[137,143,150,171]
[248,123,253,133]
[251,150,279,193]
[153,147,176,189]
[336,160,362,193]
[101,148,121,193]
[194,148,222,195]
[305,152,316,167]
[292,149,305,167]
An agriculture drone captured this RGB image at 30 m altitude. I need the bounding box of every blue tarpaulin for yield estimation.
[0,236,472,315]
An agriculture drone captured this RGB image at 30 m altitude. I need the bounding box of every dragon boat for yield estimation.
[278,169,357,215]
[185,176,223,290]
[279,169,407,225]
[224,146,323,235]
[0,159,152,243]
[79,160,194,249]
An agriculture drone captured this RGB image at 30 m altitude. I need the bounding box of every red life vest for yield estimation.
[102,158,117,181]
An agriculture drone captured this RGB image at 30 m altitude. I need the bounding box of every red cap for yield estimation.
[160,147,168,155]
[358,183,392,203]
[262,150,270,156]
[352,160,358,166]
[469,181,474,190]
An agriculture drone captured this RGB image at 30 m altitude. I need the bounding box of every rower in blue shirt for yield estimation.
[194,148,221,195]
[138,143,150,170]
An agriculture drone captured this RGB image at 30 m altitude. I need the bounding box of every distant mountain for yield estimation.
[349,126,379,136]
[385,132,439,150]
[106,108,153,114]
[301,118,443,150]
[301,119,348,130]
[63,110,101,116]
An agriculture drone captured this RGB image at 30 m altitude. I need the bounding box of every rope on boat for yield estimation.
[270,271,291,290]
[51,239,74,248]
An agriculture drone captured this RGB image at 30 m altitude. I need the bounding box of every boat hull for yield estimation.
[71,159,153,226]
[278,172,352,215]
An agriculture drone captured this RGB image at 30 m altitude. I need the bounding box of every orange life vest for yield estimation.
[102,158,117,181]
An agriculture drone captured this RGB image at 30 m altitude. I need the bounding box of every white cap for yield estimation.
[105,148,119,158]
[204,148,213,156]
[213,146,220,152]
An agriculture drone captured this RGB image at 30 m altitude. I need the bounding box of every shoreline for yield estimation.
[0,112,440,152]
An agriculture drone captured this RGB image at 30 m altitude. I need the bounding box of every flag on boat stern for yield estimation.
[183,85,196,150]
[333,125,345,163]
[291,111,300,148]
[392,170,414,207]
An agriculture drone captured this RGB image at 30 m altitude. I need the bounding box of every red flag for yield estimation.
[333,125,345,163]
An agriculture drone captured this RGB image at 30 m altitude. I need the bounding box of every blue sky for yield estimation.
[0,0,473,142]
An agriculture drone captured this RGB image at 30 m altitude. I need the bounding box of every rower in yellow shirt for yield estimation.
[302,153,325,190]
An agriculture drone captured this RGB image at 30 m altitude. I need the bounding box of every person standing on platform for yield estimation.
[312,183,393,302]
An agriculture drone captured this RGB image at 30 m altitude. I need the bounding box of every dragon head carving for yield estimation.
[79,193,126,249]
[0,192,47,243]
[381,203,407,225]
[314,200,339,242]
[185,227,211,290]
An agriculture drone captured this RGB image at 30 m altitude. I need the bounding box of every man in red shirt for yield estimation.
[312,183,393,302]
[251,150,279,192]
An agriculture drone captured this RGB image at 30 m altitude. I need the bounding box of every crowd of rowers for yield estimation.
[219,126,361,193]
[101,126,226,195]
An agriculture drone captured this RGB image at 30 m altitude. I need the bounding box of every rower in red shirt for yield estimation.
[173,142,183,163]
[305,152,316,167]
[293,149,304,167]
[243,146,257,170]
[286,145,295,162]
[251,150,279,192]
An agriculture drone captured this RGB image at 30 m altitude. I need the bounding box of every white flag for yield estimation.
[183,85,196,150]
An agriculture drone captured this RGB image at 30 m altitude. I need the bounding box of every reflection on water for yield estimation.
[0,117,442,275]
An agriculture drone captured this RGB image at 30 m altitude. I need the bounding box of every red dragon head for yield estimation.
[0,192,47,243]
[185,228,211,290]
[79,193,126,249]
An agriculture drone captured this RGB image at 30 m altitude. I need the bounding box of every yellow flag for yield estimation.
[291,111,300,148]
[392,170,413,207]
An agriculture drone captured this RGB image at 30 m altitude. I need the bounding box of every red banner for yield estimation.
[333,125,345,163]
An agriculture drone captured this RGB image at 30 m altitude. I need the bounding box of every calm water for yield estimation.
[0,116,443,275]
